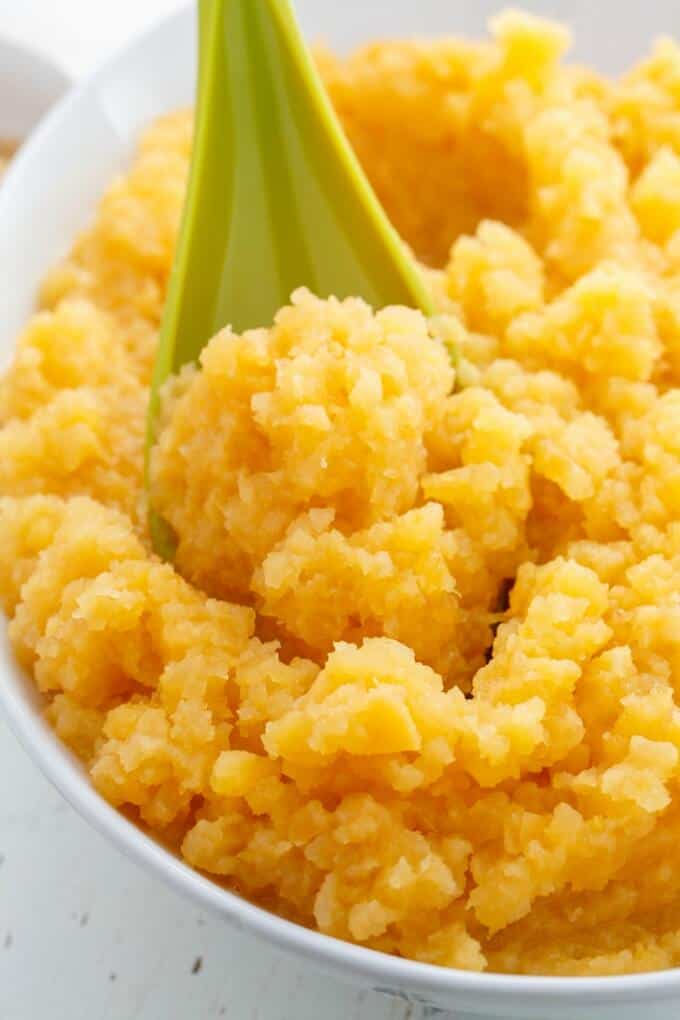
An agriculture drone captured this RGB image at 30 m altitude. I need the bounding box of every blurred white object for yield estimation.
[4,4,680,1020]
[0,36,69,144]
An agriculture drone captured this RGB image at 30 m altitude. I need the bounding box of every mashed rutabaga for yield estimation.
[3,11,680,976]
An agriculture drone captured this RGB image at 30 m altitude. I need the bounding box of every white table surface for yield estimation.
[0,3,419,1018]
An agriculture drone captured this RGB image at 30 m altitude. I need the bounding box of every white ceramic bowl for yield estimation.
[3,4,680,1018]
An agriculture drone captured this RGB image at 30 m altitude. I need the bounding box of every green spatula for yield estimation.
[146,0,434,556]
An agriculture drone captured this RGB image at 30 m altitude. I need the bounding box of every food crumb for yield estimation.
[0,139,18,179]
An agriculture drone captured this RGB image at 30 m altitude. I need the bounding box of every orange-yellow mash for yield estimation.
[3,11,680,975]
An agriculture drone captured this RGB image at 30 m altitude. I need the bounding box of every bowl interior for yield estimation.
[3,2,680,1016]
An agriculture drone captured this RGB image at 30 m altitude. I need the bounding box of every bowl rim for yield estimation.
[1,2,680,1008]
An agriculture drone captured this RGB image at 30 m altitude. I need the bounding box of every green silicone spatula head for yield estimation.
[146,0,435,555]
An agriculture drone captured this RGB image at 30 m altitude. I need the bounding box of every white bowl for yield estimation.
[2,5,680,1018]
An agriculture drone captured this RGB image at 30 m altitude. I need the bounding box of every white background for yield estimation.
[3,2,680,1019]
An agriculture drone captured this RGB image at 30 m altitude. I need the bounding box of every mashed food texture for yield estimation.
[4,12,680,976]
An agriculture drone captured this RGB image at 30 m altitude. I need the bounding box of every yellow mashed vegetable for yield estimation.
[5,10,680,975]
